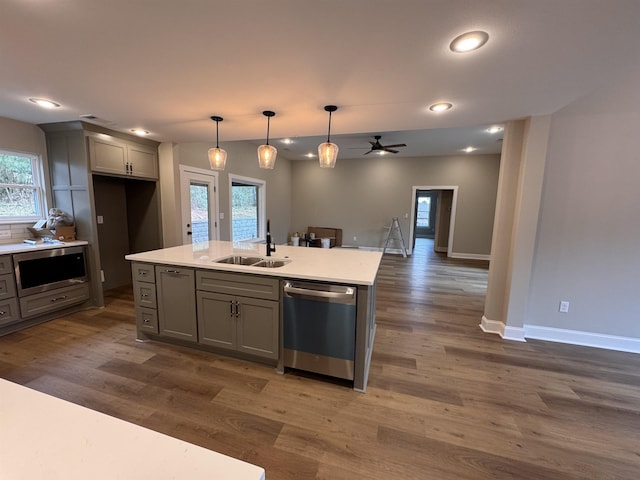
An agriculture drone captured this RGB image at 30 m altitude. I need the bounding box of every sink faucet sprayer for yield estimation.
[266,219,276,257]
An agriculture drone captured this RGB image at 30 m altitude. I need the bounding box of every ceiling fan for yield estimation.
[363,135,407,155]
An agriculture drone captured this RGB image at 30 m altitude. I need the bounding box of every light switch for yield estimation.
[97,215,104,224]
[219,213,225,220]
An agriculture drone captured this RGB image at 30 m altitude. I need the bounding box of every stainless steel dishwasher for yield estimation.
[283,280,357,380]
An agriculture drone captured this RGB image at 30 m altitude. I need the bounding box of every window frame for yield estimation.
[228,174,266,243]
[0,149,47,224]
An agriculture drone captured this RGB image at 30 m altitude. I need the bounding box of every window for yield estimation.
[229,174,265,243]
[0,149,46,223]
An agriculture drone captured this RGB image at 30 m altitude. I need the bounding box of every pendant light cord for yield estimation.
[266,116,271,146]
[215,120,220,148]
[327,111,332,142]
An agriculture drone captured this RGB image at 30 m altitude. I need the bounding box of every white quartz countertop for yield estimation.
[126,241,383,286]
[0,240,88,255]
[0,379,266,480]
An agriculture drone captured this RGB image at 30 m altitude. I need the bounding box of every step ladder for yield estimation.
[382,217,408,257]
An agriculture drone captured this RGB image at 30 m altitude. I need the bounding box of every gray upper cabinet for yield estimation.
[155,265,197,342]
[88,133,158,180]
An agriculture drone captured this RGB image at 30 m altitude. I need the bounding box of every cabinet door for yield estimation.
[89,136,126,175]
[156,266,197,342]
[237,297,279,360]
[196,291,236,350]
[128,144,158,179]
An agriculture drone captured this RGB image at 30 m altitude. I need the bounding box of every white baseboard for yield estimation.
[449,252,491,261]
[524,325,640,354]
[480,316,526,342]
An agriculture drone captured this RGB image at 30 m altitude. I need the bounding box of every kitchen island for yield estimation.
[126,241,382,391]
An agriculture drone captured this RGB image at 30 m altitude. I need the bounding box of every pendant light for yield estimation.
[257,110,277,169]
[318,105,339,168]
[207,116,227,170]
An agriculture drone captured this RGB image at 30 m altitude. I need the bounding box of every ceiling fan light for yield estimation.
[208,115,227,170]
[318,141,339,168]
[208,147,227,170]
[257,144,277,169]
[429,102,452,112]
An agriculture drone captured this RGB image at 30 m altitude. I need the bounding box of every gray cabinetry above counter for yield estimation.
[88,133,158,180]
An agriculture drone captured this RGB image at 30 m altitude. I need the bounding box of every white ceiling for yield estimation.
[1,0,639,160]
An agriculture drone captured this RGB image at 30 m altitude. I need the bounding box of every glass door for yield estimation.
[414,190,438,239]
[180,167,219,245]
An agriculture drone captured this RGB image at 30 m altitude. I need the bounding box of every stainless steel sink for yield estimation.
[254,259,290,268]
[213,255,290,268]
[214,255,264,265]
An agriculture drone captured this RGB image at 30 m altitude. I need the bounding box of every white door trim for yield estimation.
[408,185,458,256]
[179,165,220,245]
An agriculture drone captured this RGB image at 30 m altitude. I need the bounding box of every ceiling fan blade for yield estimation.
[384,149,399,154]
[363,150,373,155]
[368,141,377,146]
[382,143,407,148]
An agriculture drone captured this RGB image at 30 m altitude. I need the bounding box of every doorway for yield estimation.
[408,186,458,256]
[179,165,220,245]
[415,190,438,239]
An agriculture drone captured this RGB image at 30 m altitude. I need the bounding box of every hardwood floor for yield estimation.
[2,239,639,479]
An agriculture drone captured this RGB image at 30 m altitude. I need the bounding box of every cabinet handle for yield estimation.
[229,301,234,316]
[143,318,150,324]
[51,295,68,302]
[0,311,6,316]
[165,269,180,274]
[139,271,147,276]
[141,293,149,298]
[235,301,240,317]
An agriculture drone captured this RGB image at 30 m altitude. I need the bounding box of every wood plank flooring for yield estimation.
[2,239,639,479]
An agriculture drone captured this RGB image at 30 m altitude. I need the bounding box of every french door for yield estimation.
[179,166,219,245]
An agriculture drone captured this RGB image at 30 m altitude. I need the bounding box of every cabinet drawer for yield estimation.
[0,297,20,328]
[0,255,12,275]
[19,283,90,319]
[0,273,17,301]
[136,307,158,334]
[133,281,157,308]
[132,262,155,283]
[196,270,280,300]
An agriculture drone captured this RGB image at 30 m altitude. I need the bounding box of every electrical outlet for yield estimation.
[559,301,570,313]
[353,236,357,241]
[0,230,11,239]
[100,270,105,282]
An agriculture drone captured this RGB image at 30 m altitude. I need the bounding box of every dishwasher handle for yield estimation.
[284,283,355,302]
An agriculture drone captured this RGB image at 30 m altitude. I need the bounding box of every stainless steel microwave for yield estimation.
[13,246,88,297]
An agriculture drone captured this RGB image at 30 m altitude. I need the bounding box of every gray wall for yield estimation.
[290,154,500,256]
[527,71,640,338]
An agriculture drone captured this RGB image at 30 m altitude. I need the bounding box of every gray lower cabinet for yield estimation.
[155,265,197,342]
[19,283,90,319]
[0,298,20,328]
[196,271,279,360]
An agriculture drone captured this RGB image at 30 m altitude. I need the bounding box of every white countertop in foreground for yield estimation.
[126,241,383,286]
[0,379,265,480]
[0,240,88,255]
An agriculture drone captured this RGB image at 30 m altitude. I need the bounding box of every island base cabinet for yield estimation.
[197,290,279,360]
[196,291,236,351]
[155,266,197,342]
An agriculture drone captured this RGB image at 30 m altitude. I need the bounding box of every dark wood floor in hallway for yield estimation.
[1,239,639,479]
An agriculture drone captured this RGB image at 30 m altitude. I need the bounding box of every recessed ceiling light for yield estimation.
[487,125,503,134]
[130,128,150,136]
[29,97,61,109]
[429,102,453,112]
[463,146,477,153]
[450,31,489,53]
[281,138,293,144]
[304,152,316,158]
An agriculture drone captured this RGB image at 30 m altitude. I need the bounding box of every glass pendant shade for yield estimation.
[208,115,226,170]
[318,105,339,168]
[318,141,339,168]
[258,110,277,169]
[257,144,277,169]
[208,147,227,170]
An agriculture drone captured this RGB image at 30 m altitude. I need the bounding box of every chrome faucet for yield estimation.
[266,219,276,257]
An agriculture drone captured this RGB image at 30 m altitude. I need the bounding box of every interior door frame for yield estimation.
[408,185,458,256]
[179,165,220,245]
